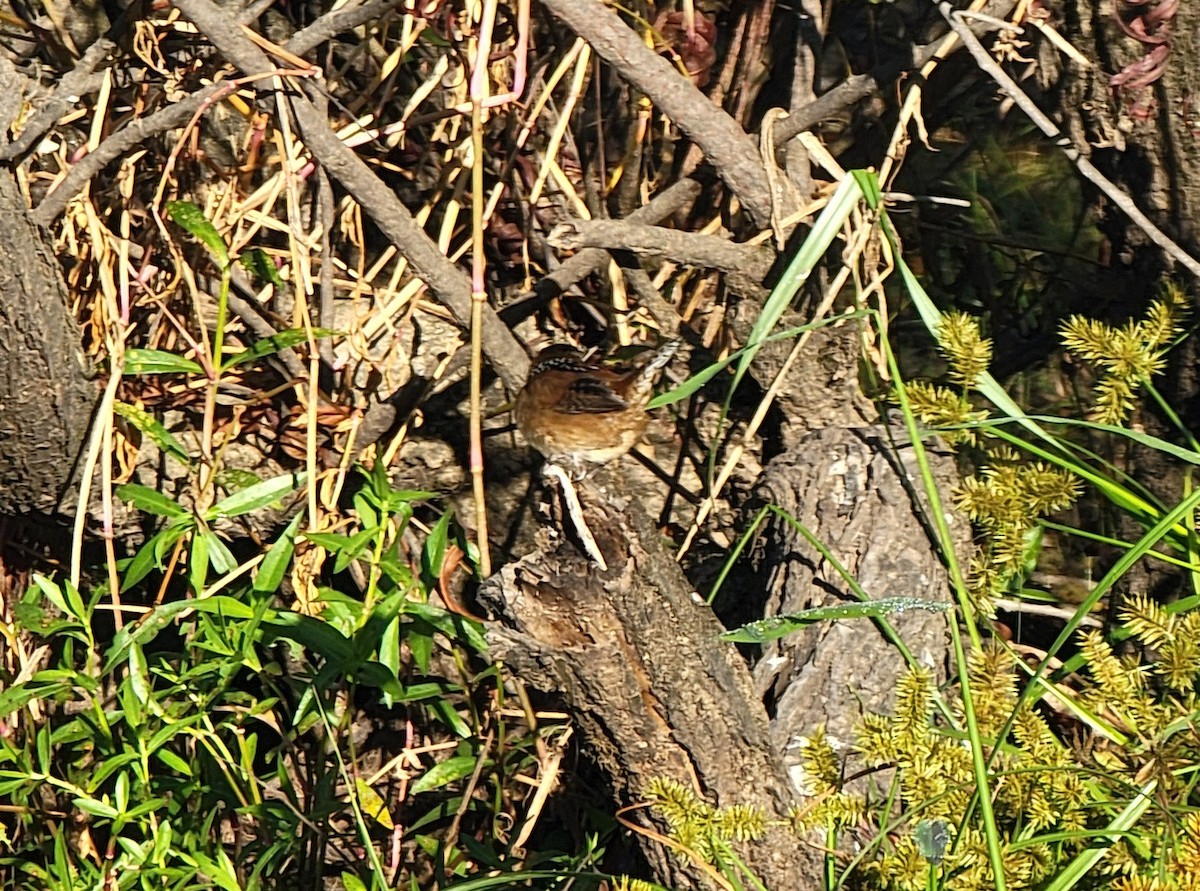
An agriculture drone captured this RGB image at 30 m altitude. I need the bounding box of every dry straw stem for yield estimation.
[878,0,996,187]
[941,2,1200,280]
[168,0,532,388]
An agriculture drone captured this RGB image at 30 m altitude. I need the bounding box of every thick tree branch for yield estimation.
[479,470,817,889]
[547,219,773,294]
[539,0,774,227]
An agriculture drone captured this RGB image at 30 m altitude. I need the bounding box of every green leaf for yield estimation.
[254,513,304,593]
[409,754,482,796]
[207,471,306,519]
[915,819,950,864]
[154,749,193,776]
[87,753,140,793]
[422,510,452,580]
[215,467,261,493]
[189,528,209,594]
[261,611,354,665]
[166,200,230,268]
[397,682,461,703]
[379,615,402,678]
[303,526,380,574]
[427,694,472,738]
[73,796,119,820]
[123,522,192,590]
[407,618,433,675]
[404,601,487,654]
[192,849,242,891]
[123,348,205,376]
[117,483,188,518]
[31,574,74,620]
[340,874,368,891]
[221,328,337,372]
[125,643,151,723]
[301,531,355,551]
[112,402,191,464]
[354,778,394,829]
[0,677,70,719]
[728,175,863,399]
[104,596,258,671]
[720,597,952,643]
[239,247,285,288]
[201,530,237,575]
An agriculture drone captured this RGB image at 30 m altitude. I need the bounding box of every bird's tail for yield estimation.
[633,338,681,390]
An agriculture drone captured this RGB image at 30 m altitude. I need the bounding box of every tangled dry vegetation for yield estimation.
[0,0,1139,888]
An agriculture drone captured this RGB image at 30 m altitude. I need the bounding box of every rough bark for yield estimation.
[0,58,97,518]
[479,469,819,888]
[734,324,963,785]
[749,430,961,756]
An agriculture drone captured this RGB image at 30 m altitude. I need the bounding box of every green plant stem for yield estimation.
[316,694,392,889]
[873,288,1007,890]
[1144,379,1200,455]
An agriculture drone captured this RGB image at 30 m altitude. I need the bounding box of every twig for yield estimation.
[0,37,118,162]
[504,177,702,325]
[30,0,393,225]
[770,0,1017,146]
[31,85,223,226]
[546,219,775,285]
[940,2,1200,280]
[287,0,398,57]
[316,167,336,368]
[2,0,312,164]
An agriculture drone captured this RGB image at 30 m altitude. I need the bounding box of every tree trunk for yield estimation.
[479,467,821,888]
[0,58,97,519]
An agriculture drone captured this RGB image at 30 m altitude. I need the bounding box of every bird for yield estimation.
[514,339,680,470]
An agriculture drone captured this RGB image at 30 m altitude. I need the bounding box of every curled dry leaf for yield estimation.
[1110,42,1171,91]
[1114,0,1177,44]
[1111,0,1176,92]
[653,11,718,88]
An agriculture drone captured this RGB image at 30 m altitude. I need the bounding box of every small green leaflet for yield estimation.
[123,349,204,376]
[166,200,230,268]
[113,402,191,464]
[254,512,303,593]
[206,471,307,520]
[915,819,950,864]
[721,597,952,643]
[222,328,338,371]
[409,754,486,796]
[239,247,285,288]
[116,483,188,518]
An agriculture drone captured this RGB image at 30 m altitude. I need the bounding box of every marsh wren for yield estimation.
[514,339,680,469]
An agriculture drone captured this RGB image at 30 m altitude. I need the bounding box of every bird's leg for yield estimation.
[543,462,608,571]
